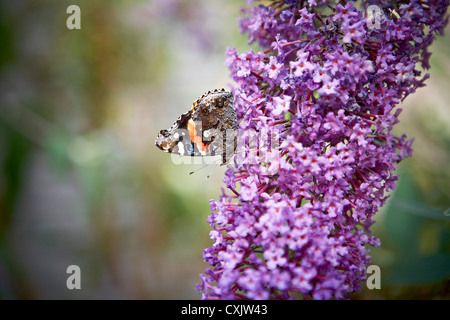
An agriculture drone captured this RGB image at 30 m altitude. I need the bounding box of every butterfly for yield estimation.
[155,89,238,165]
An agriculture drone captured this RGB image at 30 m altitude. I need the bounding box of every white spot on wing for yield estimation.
[177,142,185,155]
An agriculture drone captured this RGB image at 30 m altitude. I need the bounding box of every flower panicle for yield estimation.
[198,0,449,300]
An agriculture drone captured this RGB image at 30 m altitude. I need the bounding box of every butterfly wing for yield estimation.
[155,89,238,164]
[156,110,200,157]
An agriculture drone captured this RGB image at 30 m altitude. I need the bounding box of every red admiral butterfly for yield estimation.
[155,89,238,165]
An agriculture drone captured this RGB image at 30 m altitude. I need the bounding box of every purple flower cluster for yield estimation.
[197,0,449,299]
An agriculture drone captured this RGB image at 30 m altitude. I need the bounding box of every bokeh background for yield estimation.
[0,0,448,300]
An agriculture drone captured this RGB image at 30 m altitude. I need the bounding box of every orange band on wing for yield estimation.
[187,119,208,152]
[191,100,198,111]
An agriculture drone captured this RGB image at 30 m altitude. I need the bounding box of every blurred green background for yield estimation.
[0,0,448,299]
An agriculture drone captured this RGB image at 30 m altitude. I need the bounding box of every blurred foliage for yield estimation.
[0,0,449,299]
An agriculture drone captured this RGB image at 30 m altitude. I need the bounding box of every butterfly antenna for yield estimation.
[189,157,224,178]
[189,162,213,176]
